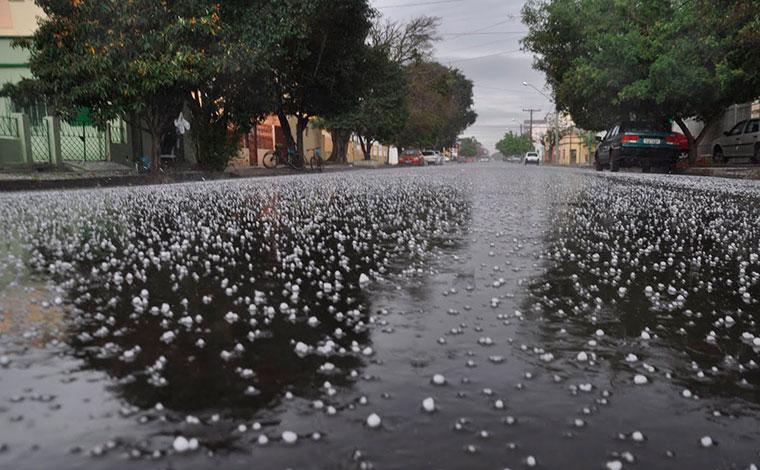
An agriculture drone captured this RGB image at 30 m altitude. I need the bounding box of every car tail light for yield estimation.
[622,134,639,144]
[666,133,689,150]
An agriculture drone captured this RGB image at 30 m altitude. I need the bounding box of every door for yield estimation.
[724,121,746,157]
[739,119,759,158]
[602,126,619,163]
[598,127,615,163]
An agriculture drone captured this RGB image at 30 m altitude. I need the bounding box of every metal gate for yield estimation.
[60,121,108,161]
[30,121,51,164]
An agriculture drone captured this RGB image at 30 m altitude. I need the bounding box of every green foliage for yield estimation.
[328,47,407,159]
[398,62,477,149]
[1,1,231,169]
[271,0,374,152]
[459,137,480,157]
[521,0,760,158]
[496,132,534,157]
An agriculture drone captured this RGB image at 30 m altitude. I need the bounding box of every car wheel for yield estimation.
[610,151,620,173]
[713,147,725,165]
[752,144,760,164]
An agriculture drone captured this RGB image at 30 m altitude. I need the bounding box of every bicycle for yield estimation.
[262,146,304,170]
[307,147,324,173]
[263,146,324,172]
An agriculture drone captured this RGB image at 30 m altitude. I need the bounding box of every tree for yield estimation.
[326,14,440,163]
[522,0,760,162]
[496,132,534,157]
[397,61,477,150]
[369,16,440,65]
[328,48,407,161]
[459,137,480,157]
[2,1,224,172]
[271,0,373,162]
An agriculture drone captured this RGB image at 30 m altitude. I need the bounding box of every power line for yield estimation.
[442,38,505,54]
[442,31,528,36]
[446,19,511,38]
[376,0,463,8]
[445,48,523,63]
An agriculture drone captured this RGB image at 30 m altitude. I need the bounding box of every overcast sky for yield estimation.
[372,0,553,152]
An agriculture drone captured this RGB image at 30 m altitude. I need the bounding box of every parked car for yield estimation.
[478,156,491,162]
[399,149,425,166]
[594,121,682,173]
[506,155,522,164]
[713,118,760,164]
[524,152,540,165]
[421,150,445,165]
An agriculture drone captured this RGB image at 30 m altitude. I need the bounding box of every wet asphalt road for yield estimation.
[1,164,759,470]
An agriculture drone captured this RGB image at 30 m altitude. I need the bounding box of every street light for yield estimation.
[522,81,560,163]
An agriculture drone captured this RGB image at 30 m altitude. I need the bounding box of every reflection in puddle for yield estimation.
[6,176,470,421]
[529,177,760,403]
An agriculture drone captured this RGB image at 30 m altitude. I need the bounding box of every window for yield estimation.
[746,120,759,134]
[727,121,746,136]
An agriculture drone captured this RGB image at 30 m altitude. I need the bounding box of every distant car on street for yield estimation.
[478,156,491,162]
[398,149,425,166]
[524,152,540,165]
[421,150,445,165]
[713,118,760,164]
[594,121,683,173]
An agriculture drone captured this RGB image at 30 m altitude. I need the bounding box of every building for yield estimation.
[524,119,548,155]
[556,130,595,166]
[0,0,161,167]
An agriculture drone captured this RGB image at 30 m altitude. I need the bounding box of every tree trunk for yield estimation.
[276,106,296,152]
[328,129,350,163]
[675,117,713,164]
[296,115,309,165]
[150,127,161,173]
[358,135,373,160]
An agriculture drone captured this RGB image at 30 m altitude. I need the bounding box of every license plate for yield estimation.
[643,138,660,145]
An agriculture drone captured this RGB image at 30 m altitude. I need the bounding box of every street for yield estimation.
[1,164,760,469]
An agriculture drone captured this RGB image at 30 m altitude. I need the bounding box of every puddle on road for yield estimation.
[1,167,759,470]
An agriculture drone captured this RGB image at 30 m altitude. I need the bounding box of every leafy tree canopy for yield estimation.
[398,61,477,149]
[496,131,534,157]
[522,0,760,160]
[459,137,480,157]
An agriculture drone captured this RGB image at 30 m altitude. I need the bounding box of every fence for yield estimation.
[0,115,19,138]
[30,121,51,164]
[60,121,108,161]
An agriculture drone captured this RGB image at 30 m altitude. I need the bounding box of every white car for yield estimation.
[422,150,445,165]
[524,152,540,165]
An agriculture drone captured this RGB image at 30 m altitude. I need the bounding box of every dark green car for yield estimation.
[594,121,686,173]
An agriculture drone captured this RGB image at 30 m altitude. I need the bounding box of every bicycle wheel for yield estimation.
[262,150,278,169]
[310,154,324,173]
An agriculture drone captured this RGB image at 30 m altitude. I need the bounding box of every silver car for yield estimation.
[421,150,445,166]
[713,118,760,163]
[524,151,540,165]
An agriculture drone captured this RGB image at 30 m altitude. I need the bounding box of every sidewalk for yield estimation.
[682,165,760,180]
[0,164,361,192]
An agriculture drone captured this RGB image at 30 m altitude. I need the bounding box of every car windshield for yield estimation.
[403,150,418,155]
[422,151,435,156]
[527,153,538,157]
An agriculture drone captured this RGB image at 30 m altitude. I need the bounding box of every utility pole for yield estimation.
[523,108,540,146]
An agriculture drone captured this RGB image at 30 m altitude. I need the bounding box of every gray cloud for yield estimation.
[373,0,554,152]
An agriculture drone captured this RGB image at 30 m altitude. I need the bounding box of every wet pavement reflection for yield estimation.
[1,166,759,469]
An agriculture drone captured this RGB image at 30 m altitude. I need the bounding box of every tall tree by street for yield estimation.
[522,0,760,162]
